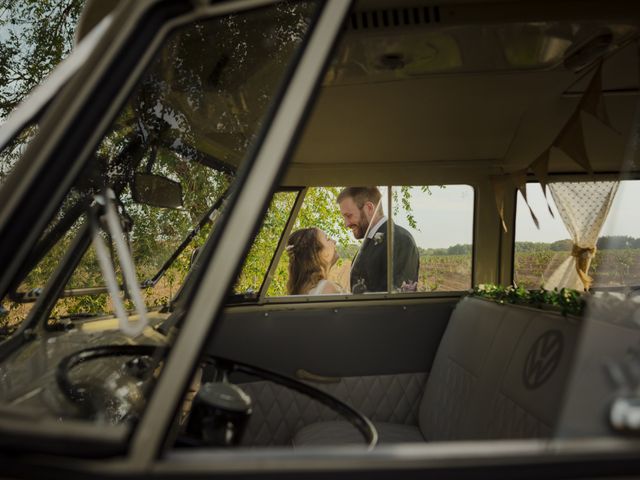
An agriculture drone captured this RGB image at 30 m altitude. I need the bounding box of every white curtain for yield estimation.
[545,181,619,290]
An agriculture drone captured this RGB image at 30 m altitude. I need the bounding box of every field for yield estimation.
[515,248,640,289]
[331,254,472,292]
[419,255,472,291]
[334,249,640,292]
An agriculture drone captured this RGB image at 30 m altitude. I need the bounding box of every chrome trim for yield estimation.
[296,368,342,384]
[227,293,461,314]
[260,290,468,304]
[153,436,640,475]
[34,435,640,475]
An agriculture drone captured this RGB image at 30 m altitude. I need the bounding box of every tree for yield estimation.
[550,239,572,251]
[0,0,84,120]
[0,0,84,182]
[447,244,471,255]
[515,241,550,253]
[597,236,635,250]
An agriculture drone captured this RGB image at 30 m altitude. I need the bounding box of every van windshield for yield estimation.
[0,0,318,444]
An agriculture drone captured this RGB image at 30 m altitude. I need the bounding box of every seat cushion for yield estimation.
[292,421,424,447]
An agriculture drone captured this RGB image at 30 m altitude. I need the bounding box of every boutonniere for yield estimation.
[373,232,384,245]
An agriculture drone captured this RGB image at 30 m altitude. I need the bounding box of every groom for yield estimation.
[337,187,419,293]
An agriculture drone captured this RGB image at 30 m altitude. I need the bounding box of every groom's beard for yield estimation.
[352,214,371,240]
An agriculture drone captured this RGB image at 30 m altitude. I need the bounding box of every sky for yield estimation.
[375,181,640,250]
[379,185,474,249]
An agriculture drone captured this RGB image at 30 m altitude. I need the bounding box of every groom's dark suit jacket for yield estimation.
[350,221,419,293]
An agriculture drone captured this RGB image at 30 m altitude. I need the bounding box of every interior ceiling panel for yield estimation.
[293,70,574,166]
[290,49,639,182]
[286,2,640,185]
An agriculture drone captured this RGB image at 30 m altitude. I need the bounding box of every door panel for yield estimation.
[210,298,454,377]
[208,297,454,445]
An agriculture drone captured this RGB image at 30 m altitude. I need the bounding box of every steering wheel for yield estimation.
[203,355,378,449]
[56,344,163,421]
[56,346,378,448]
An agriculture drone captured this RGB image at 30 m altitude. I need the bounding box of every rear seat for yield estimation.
[293,296,580,446]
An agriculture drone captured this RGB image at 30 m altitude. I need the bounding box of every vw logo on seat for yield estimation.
[523,330,564,389]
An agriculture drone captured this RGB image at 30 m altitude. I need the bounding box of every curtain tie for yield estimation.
[571,245,596,290]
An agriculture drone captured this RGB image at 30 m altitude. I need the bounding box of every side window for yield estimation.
[262,184,474,298]
[266,187,351,296]
[514,180,640,290]
[234,190,299,297]
[390,185,474,293]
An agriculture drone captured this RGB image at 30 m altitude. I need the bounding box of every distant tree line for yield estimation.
[515,236,640,254]
[410,236,640,257]
[514,240,573,253]
[596,236,640,249]
[419,244,472,256]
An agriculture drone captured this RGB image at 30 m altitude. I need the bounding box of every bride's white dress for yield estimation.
[307,279,343,295]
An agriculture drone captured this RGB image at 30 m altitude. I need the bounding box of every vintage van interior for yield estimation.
[193,1,640,450]
[2,0,640,460]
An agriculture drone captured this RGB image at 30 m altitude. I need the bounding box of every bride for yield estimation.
[285,227,345,295]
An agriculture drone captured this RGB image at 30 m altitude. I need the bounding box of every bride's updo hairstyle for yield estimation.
[286,227,325,295]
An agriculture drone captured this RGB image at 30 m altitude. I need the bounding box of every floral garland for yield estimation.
[471,284,585,317]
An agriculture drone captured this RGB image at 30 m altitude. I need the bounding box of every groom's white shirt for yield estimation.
[367,216,387,239]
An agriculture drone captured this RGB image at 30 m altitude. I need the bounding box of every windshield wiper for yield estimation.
[140,190,229,290]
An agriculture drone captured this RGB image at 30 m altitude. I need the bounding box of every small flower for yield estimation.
[353,278,367,294]
[373,232,384,245]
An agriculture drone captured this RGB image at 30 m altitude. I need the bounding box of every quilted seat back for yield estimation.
[419,296,579,441]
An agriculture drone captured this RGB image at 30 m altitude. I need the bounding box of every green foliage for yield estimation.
[0,0,83,182]
[285,187,365,295]
[514,241,552,253]
[337,243,359,259]
[234,191,297,295]
[420,244,472,256]
[515,240,569,253]
[472,283,585,316]
[0,0,84,119]
[0,1,331,328]
[295,188,352,246]
[597,235,640,250]
[445,243,471,255]
[53,294,109,317]
[550,239,573,251]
